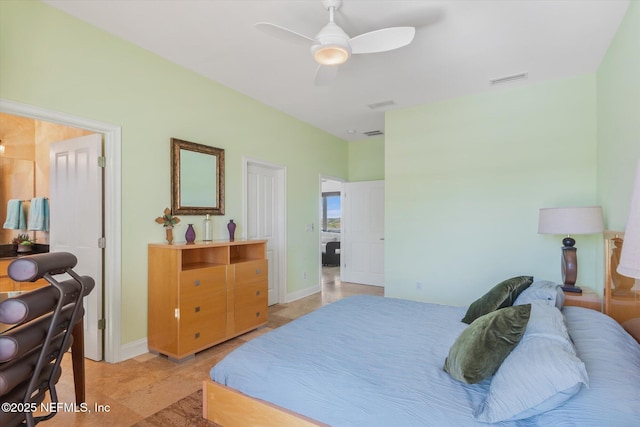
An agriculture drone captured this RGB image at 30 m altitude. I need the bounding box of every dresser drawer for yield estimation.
[179,266,227,298]
[234,260,267,286]
[234,280,268,332]
[179,293,227,354]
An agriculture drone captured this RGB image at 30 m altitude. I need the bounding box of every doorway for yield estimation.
[320,177,343,289]
[1,98,123,363]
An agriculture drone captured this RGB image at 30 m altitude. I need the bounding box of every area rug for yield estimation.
[134,389,219,427]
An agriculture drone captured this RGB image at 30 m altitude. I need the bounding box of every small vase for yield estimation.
[185,224,196,243]
[165,226,174,244]
[227,219,236,241]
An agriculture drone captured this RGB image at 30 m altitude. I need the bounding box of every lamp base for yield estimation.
[561,246,577,286]
[561,285,582,294]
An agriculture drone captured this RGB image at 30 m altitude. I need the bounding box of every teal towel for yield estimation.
[3,199,26,230]
[28,197,49,231]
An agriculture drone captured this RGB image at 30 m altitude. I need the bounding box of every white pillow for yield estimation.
[514,280,565,310]
[475,301,588,422]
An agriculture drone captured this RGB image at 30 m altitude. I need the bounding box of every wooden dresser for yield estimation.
[148,239,268,361]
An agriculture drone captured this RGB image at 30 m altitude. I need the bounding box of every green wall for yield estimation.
[348,136,385,181]
[597,0,640,231]
[0,0,347,344]
[2,0,637,346]
[385,0,638,305]
[385,75,599,305]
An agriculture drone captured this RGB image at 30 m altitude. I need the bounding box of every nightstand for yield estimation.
[563,287,602,311]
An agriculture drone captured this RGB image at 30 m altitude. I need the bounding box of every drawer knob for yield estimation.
[255,312,261,317]
[194,280,201,286]
[195,332,200,339]
[256,290,260,296]
[195,306,200,312]
[255,269,261,274]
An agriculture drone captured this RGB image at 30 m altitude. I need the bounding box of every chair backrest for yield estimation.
[326,241,340,254]
[0,252,94,427]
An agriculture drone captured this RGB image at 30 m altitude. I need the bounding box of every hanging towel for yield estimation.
[3,199,26,230]
[28,197,49,231]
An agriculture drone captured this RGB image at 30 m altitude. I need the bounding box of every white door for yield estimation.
[50,134,103,361]
[246,162,284,305]
[342,181,385,286]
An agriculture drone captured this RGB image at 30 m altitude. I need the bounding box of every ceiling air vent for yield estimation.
[490,73,528,86]
[363,130,384,137]
[367,100,396,110]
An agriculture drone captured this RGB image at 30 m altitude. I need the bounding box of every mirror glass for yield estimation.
[171,138,224,215]
[0,158,34,244]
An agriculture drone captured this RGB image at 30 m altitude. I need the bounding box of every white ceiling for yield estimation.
[43,0,629,141]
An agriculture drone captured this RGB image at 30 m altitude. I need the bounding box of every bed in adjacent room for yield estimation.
[203,238,640,426]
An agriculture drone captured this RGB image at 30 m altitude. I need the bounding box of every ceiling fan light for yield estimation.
[313,45,350,65]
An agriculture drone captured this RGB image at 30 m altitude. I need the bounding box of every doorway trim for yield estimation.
[242,157,287,304]
[1,98,123,363]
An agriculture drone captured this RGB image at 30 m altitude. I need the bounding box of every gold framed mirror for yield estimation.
[171,138,224,215]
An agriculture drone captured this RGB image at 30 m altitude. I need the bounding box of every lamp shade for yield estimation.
[538,206,604,235]
[618,158,640,279]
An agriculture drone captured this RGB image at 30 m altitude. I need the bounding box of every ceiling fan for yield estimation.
[255,0,416,86]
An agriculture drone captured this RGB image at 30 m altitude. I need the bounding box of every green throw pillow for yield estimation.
[444,304,531,384]
[461,276,533,324]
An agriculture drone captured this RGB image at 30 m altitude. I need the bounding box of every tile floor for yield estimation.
[36,267,383,426]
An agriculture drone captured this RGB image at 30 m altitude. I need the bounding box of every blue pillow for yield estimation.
[474,301,588,422]
[514,280,565,310]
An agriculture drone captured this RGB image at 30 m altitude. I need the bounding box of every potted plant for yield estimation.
[155,208,180,244]
[12,233,34,253]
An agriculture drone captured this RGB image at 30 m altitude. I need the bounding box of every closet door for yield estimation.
[246,162,283,305]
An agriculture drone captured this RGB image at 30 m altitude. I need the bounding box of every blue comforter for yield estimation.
[210,295,640,426]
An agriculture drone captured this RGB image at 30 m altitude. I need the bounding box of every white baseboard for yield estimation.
[117,338,148,362]
[115,287,319,361]
[285,284,320,303]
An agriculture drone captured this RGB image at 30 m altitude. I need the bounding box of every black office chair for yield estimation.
[322,241,341,267]
[0,252,94,427]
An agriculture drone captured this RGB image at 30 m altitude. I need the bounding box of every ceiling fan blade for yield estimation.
[314,65,339,86]
[350,27,416,54]
[254,22,313,46]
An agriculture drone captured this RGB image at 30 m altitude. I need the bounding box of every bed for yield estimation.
[204,269,640,426]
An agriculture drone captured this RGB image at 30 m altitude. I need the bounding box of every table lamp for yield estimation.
[618,158,640,281]
[538,206,604,293]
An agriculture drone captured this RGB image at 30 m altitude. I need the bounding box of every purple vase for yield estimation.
[185,224,196,243]
[227,219,236,241]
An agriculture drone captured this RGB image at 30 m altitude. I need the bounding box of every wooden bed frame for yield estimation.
[202,231,640,426]
[604,230,640,342]
[203,380,327,426]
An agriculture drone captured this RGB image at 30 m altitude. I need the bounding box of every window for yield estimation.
[322,192,341,232]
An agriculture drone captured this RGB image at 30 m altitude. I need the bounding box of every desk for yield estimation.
[0,291,86,405]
